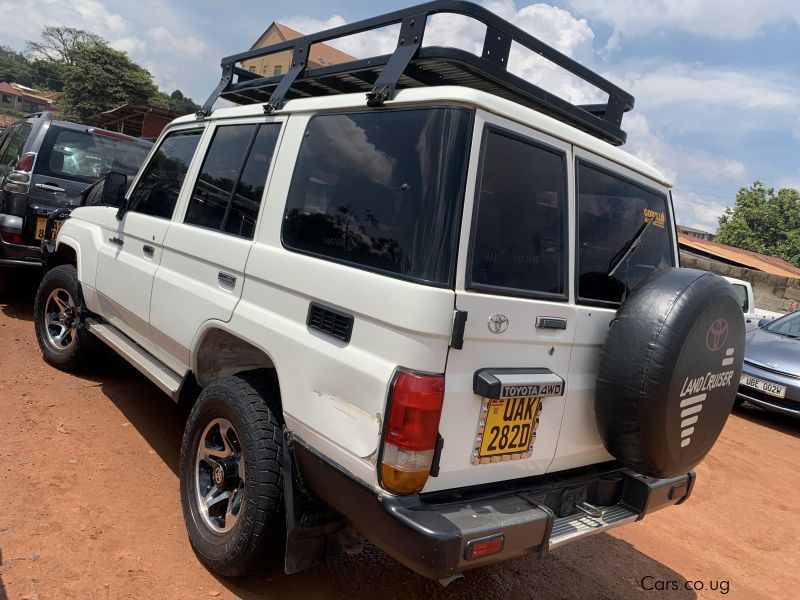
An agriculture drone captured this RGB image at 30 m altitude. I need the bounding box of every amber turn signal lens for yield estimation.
[380,464,431,495]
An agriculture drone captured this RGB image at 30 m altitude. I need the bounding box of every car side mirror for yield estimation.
[101,171,128,216]
[758,318,771,328]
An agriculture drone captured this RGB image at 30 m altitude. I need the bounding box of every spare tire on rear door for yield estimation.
[595,268,745,479]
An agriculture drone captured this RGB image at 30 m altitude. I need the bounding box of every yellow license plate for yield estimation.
[474,396,542,462]
[35,217,62,240]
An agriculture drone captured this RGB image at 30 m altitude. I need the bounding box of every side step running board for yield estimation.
[549,504,638,549]
[85,318,183,401]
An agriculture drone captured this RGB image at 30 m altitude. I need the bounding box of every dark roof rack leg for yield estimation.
[197,63,234,119]
[367,13,426,106]
[264,43,309,114]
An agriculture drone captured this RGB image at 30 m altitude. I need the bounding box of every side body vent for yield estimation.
[307,302,354,343]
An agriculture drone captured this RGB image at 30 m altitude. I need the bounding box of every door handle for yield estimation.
[218,272,236,287]
[536,316,567,330]
[143,244,154,256]
[109,236,124,246]
[35,182,66,193]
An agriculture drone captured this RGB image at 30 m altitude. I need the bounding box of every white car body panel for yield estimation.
[57,86,678,493]
[724,276,783,332]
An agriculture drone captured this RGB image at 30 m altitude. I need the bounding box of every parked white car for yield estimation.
[724,276,783,332]
[30,1,746,582]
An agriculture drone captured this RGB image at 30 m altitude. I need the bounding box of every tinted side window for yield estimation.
[185,123,280,239]
[127,130,203,219]
[469,130,567,298]
[577,161,674,304]
[732,284,749,312]
[1,123,32,166]
[282,109,472,285]
[0,125,18,165]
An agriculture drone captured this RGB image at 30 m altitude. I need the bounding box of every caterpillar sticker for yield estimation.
[644,208,666,228]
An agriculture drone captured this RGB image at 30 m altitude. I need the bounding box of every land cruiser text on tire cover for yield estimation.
[596,268,746,478]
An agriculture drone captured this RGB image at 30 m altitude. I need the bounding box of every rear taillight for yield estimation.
[380,369,445,495]
[0,232,23,245]
[2,152,36,194]
[15,152,36,173]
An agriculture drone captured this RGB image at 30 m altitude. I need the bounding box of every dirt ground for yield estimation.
[1,283,798,600]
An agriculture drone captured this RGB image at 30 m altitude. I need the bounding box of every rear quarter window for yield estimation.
[468,128,567,299]
[281,108,472,285]
[577,160,674,305]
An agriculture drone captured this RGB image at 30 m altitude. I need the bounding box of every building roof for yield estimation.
[0,82,56,106]
[678,233,800,279]
[90,103,185,123]
[251,22,357,66]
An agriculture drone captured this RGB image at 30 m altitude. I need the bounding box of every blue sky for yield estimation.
[1,0,799,231]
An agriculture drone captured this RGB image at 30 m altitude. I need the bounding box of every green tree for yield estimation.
[26,26,104,64]
[0,45,33,85]
[58,42,159,121]
[717,181,800,267]
[167,89,200,113]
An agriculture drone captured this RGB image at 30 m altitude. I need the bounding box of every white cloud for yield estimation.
[672,189,728,232]
[566,0,800,40]
[147,26,207,59]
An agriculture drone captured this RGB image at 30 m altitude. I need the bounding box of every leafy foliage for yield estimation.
[1,27,200,121]
[57,42,159,121]
[26,26,104,64]
[0,46,33,86]
[717,182,800,267]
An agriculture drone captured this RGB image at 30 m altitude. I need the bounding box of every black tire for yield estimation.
[0,271,7,299]
[733,397,745,409]
[596,268,746,479]
[180,373,284,577]
[33,264,93,372]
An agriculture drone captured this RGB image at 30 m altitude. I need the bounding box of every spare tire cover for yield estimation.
[595,268,745,479]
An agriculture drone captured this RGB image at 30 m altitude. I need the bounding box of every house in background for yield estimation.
[0,82,57,114]
[676,224,716,241]
[678,233,800,313]
[88,103,186,140]
[242,22,357,78]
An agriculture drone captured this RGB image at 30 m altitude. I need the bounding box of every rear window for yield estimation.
[281,108,472,286]
[469,128,567,298]
[37,126,151,183]
[577,161,674,305]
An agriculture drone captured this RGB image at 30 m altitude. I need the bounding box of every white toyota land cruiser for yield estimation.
[32,1,745,582]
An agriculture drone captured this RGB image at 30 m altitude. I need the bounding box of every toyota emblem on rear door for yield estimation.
[488,314,509,334]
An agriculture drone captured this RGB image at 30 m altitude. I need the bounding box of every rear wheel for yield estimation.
[180,373,285,577]
[33,264,93,372]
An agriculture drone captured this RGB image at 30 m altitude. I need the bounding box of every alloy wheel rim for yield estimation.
[43,288,78,352]
[194,418,245,534]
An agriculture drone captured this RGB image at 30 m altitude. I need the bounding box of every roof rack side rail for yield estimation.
[200,1,635,144]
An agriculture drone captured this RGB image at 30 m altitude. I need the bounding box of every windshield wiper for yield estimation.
[606,216,655,277]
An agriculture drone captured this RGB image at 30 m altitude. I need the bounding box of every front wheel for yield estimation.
[33,264,93,372]
[180,373,285,577]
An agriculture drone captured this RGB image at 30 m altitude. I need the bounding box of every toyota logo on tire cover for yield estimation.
[705,318,729,352]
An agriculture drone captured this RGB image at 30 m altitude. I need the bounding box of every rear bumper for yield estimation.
[292,437,695,580]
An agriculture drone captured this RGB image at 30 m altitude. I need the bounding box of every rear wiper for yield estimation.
[607,216,655,277]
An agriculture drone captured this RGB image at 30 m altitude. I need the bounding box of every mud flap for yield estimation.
[282,430,344,574]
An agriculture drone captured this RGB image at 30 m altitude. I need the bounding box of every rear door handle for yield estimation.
[109,236,124,246]
[536,316,567,330]
[218,272,236,287]
[143,244,154,256]
[35,182,66,193]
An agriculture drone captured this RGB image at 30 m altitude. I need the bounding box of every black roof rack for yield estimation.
[199,0,634,146]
